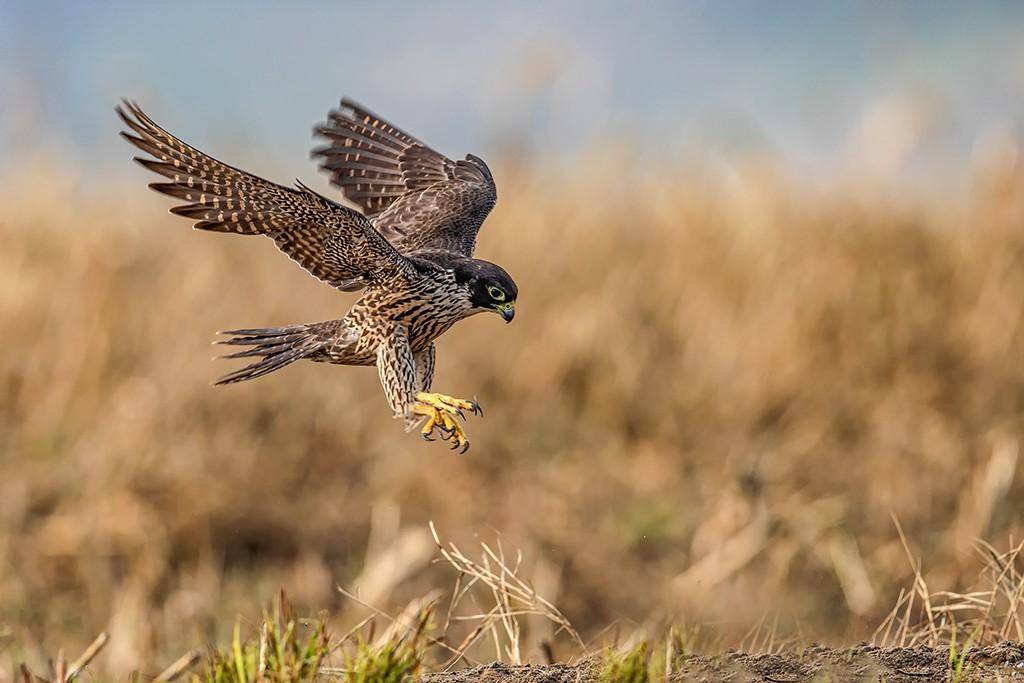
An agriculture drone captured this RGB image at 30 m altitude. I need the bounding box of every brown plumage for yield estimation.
[118,98,517,452]
[311,98,497,289]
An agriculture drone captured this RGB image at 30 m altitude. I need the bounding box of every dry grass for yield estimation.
[2,120,1024,677]
[14,633,110,683]
[874,523,1024,649]
[427,521,583,665]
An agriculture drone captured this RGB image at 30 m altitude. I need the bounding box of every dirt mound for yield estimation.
[676,641,1024,681]
[424,642,1024,682]
[422,660,597,683]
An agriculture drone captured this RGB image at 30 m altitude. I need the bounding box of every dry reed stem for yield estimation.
[738,612,784,654]
[429,521,584,653]
[152,650,200,683]
[335,586,467,663]
[326,477,588,669]
[13,632,109,683]
[53,650,65,683]
[65,632,108,682]
[875,527,1024,648]
[257,622,268,680]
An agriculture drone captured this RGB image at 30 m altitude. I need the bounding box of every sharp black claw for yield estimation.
[422,432,435,442]
[460,441,470,455]
[456,408,466,421]
[449,439,459,450]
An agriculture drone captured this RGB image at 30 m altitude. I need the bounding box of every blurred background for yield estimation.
[3,0,1024,676]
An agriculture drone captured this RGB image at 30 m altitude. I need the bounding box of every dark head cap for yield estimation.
[453,258,518,322]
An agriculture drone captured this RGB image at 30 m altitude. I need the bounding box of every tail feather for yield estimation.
[216,327,307,344]
[221,340,305,359]
[214,325,324,385]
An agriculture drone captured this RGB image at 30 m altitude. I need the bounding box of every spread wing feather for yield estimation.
[118,100,412,291]
[312,98,497,260]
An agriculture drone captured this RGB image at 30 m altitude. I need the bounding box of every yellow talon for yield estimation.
[443,420,471,453]
[419,412,439,440]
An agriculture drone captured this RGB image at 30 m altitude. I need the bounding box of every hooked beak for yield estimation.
[495,301,515,323]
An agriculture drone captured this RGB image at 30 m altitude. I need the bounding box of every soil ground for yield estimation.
[423,641,1024,682]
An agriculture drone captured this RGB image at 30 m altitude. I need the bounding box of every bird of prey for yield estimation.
[117,98,517,452]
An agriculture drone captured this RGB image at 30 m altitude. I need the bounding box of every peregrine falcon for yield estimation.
[117,98,517,452]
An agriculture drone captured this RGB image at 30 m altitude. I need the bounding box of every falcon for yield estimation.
[117,98,517,452]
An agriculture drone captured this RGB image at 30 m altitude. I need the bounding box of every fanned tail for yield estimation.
[214,325,324,385]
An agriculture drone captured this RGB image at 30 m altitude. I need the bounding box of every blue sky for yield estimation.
[2,1,1023,180]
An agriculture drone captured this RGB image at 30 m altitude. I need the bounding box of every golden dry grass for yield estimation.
[2,134,1024,677]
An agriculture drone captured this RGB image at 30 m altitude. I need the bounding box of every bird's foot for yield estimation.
[412,392,482,453]
[414,392,483,419]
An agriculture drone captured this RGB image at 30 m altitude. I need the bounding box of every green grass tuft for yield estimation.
[341,634,423,683]
[599,642,649,683]
[947,622,980,683]
[199,598,328,683]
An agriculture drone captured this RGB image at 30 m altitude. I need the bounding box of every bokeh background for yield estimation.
[3,0,1024,676]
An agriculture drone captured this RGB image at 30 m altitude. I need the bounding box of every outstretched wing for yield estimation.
[312,98,497,258]
[118,100,413,291]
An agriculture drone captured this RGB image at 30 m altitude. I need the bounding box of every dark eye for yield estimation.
[487,286,506,301]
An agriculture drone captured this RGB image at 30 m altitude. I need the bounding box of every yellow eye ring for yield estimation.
[487,286,506,301]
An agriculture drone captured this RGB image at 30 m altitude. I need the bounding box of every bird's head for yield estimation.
[454,258,518,323]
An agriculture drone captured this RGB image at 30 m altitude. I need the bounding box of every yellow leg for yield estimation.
[415,391,483,418]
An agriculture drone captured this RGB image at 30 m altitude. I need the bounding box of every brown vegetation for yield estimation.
[2,130,1024,678]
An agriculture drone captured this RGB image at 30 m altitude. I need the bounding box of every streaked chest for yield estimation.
[348,276,470,351]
